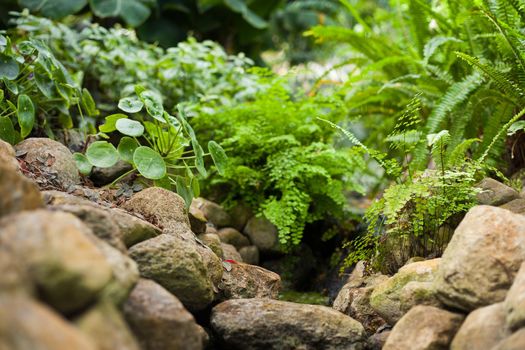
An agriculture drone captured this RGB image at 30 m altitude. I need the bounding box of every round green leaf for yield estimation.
[208,140,228,176]
[117,136,139,163]
[86,141,119,168]
[0,116,16,145]
[0,54,19,80]
[139,90,165,122]
[133,146,166,180]
[116,118,144,137]
[99,113,127,133]
[118,96,144,113]
[73,153,93,175]
[17,94,35,139]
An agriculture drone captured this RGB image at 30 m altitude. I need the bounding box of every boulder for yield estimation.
[228,203,253,231]
[0,138,19,170]
[451,303,509,350]
[239,245,260,265]
[434,206,525,311]
[76,301,140,350]
[128,234,214,311]
[221,243,243,262]
[476,178,519,206]
[195,243,223,287]
[500,198,525,215]
[493,328,525,350]
[198,233,223,259]
[15,137,80,188]
[383,305,464,350]
[244,216,280,253]
[193,198,232,228]
[211,298,366,350]
[505,261,525,330]
[189,205,208,235]
[0,162,43,218]
[0,295,97,350]
[367,330,391,350]
[217,227,250,249]
[123,279,206,350]
[0,210,113,313]
[218,262,281,300]
[370,259,442,324]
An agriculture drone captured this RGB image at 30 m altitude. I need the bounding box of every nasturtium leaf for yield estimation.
[3,78,18,94]
[116,118,144,137]
[86,141,119,168]
[133,146,166,179]
[0,55,19,80]
[175,176,193,209]
[17,94,35,139]
[73,153,93,175]
[139,90,165,122]
[99,113,128,133]
[0,117,16,145]
[118,96,144,113]
[208,140,228,175]
[117,136,139,163]
[35,71,56,98]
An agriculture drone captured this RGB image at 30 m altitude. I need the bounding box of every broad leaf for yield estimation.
[81,88,99,117]
[73,153,93,175]
[175,176,193,208]
[117,137,139,163]
[118,96,144,113]
[133,146,166,179]
[90,0,151,27]
[208,140,228,175]
[0,55,19,80]
[99,113,128,133]
[0,117,15,145]
[20,0,88,19]
[139,90,165,122]
[116,118,144,137]
[17,94,35,139]
[86,141,119,168]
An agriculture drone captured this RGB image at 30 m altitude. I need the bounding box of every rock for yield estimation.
[244,216,280,253]
[451,303,509,350]
[193,198,232,227]
[111,208,162,247]
[15,137,80,188]
[0,210,112,313]
[333,274,389,334]
[0,162,43,218]
[189,205,208,235]
[43,189,105,207]
[50,203,127,252]
[211,298,366,350]
[123,279,206,350]
[0,138,19,170]
[198,233,223,259]
[239,245,260,265]
[122,188,190,231]
[505,262,525,330]
[0,295,97,350]
[262,245,316,290]
[218,262,281,300]
[221,243,243,262]
[128,234,214,311]
[195,243,223,287]
[367,330,391,350]
[493,328,525,350]
[434,206,525,311]
[218,227,250,249]
[90,160,133,186]
[76,301,140,350]
[500,198,525,215]
[370,258,442,324]
[206,224,218,234]
[228,203,253,231]
[476,178,519,206]
[383,305,465,350]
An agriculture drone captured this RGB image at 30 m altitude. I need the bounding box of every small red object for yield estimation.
[224,259,238,264]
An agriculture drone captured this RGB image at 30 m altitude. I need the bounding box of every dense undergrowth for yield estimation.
[2,0,525,271]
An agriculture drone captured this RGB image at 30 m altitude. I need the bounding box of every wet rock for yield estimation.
[90,160,133,186]
[218,262,281,300]
[15,137,80,188]
[218,227,250,249]
[239,245,260,265]
[193,198,232,228]
[451,303,508,350]
[434,206,525,311]
[229,203,253,231]
[0,162,43,218]
[0,210,112,313]
[383,305,464,350]
[0,139,19,170]
[128,234,214,311]
[76,301,140,350]
[476,178,519,206]
[221,243,243,262]
[505,261,525,330]
[370,258,442,324]
[189,205,208,235]
[500,198,525,215]
[243,216,280,253]
[493,328,525,350]
[123,279,206,350]
[198,233,223,259]
[0,295,97,350]
[211,298,366,350]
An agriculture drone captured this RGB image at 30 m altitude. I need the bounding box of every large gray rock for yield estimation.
[493,328,525,350]
[434,206,525,311]
[128,234,214,311]
[370,258,442,324]
[218,227,250,249]
[221,242,243,262]
[15,137,80,188]
[123,279,206,350]
[0,162,43,218]
[193,198,232,228]
[228,203,253,231]
[239,245,260,265]
[500,198,525,215]
[0,210,113,313]
[383,305,464,350]
[476,178,519,206]
[198,233,223,259]
[218,262,281,300]
[505,262,525,330]
[451,303,509,350]
[0,138,19,170]
[243,216,280,253]
[211,298,366,350]
[76,301,140,350]
[0,295,97,350]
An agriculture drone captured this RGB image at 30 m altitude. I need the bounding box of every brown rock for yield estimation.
[218,262,281,300]
[239,245,260,265]
[228,203,253,231]
[243,216,280,253]
[218,227,250,249]
[493,328,525,350]
[0,138,19,170]
[505,261,525,330]
[189,205,207,235]
[193,198,232,228]
[221,243,243,262]
[198,233,223,259]
[500,198,525,215]
[476,178,519,206]
[0,162,43,218]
